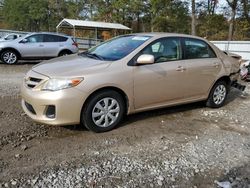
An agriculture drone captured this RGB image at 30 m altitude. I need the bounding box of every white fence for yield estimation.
[75,38,102,49]
[1,29,249,58]
[0,29,29,37]
[211,41,250,60]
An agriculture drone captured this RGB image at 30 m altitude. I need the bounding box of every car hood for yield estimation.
[32,54,112,78]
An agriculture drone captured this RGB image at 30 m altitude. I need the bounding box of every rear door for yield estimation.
[182,38,221,99]
[19,34,44,57]
[43,34,68,57]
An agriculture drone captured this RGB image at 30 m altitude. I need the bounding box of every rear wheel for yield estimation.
[206,81,229,108]
[81,90,125,133]
[58,50,72,56]
[1,50,18,64]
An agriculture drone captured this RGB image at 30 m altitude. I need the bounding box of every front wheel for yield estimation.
[1,50,18,64]
[206,81,229,108]
[81,90,125,133]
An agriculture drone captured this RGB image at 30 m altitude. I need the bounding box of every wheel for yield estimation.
[59,50,71,56]
[1,50,18,64]
[206,81,229,108]
[81,90,125,133]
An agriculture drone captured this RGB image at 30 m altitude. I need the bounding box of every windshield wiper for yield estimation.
[80,51,104,60]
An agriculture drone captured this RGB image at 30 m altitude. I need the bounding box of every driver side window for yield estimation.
[25,34,43,43]
[142,38,182,63]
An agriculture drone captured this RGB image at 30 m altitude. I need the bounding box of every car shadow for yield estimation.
[0,60,42,65]
[226,87,249,105]
[118,101,205,129]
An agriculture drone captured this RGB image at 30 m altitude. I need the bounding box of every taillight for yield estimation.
[72,42,78,48]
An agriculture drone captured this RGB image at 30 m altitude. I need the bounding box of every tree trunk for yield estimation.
[226,0,238,41]
[228,10,236,41]
[191,0,196,35]
[137,12,140,32]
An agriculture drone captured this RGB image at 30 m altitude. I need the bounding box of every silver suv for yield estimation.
[0,32,79,64]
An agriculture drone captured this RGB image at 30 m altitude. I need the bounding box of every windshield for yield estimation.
[84,35,151,61]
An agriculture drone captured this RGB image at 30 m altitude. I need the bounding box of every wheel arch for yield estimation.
[80,86,129,120]
[207,75,231,99]
[58,49,73,56]
[0,48,21,58]
[215,76,231,86]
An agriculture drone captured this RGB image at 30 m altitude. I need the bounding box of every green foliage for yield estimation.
[151,0,189,33]
[1,0,250,40]
[197,14,229,40]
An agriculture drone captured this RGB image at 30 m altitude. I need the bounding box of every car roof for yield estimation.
[132,32,206,41]
[28,32,70,37]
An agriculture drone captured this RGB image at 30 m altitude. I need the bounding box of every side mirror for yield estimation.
[20,39,28,43]
[137,54,154,65]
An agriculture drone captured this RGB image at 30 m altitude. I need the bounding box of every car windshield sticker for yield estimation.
[132,36,150,41]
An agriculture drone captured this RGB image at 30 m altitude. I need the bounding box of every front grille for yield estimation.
[25,77,43,89]
[24,101,36,115]
[30,77,42,82]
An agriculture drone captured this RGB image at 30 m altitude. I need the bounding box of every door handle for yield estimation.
[213,62,219,67]
[39,44,44,47]
[176,66,186,72]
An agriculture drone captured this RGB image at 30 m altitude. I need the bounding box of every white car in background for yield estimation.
[0,33,22,42]
[0,32,79,64]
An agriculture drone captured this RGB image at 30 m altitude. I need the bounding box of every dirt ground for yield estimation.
[0,63,249,188]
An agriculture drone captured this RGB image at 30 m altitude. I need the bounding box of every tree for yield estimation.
[226,0,239,40]
[150,0,189,33]
[207,0,218,15]
[191,0,196,35]
[197,14,228,40]
[241,0,250,24]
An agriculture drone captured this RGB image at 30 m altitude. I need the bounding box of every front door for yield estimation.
[133,37,187,109]
[19,34,44,57]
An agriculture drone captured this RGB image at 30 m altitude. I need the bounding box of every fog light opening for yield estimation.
[46,105,56,119]
[24,101,36,115]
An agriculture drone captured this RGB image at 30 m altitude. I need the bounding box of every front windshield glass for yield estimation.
[85,35,151,61]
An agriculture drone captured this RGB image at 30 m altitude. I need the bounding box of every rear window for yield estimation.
[184,38,216,59]
[44,34,68,42]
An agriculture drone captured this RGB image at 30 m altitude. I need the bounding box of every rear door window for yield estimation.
[44,34,68,42]
[184,38,216,59]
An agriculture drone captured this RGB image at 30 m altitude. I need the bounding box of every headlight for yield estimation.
[41,78,83,91]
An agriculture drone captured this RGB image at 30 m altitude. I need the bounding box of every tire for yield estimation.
[1,50,19,64]
[81,90,125,133]
[58,50,71,56]
[206,81,229,108]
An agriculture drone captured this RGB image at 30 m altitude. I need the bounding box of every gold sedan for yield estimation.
[21,33,241,132]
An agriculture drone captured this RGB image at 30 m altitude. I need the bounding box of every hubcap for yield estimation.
[3,52,17,64]
[92,97,120,127]
[213,85,226,105]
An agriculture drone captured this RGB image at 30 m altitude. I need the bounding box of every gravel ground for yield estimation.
[0,64,249,188]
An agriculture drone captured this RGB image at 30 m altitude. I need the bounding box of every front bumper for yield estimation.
[21,83,87,126]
